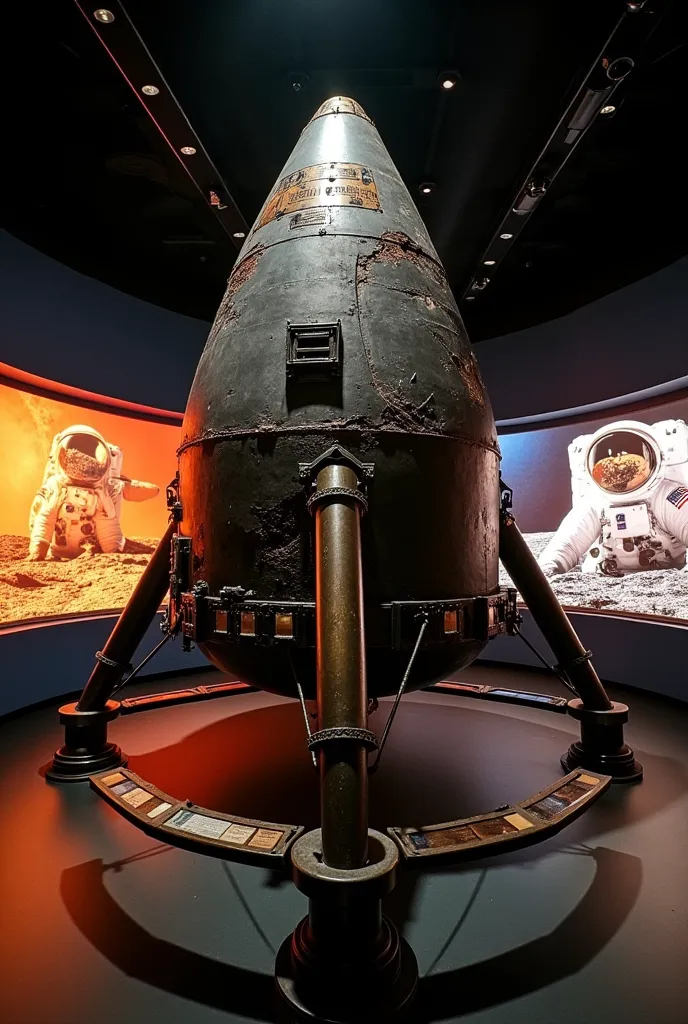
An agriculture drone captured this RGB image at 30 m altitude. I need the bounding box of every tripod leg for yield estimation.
[499,510,642,782]
[46,522,175,782]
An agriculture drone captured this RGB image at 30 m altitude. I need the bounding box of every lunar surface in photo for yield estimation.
[501,532,688,621]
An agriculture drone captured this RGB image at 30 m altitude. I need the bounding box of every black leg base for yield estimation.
[274,924,418,1023]
[46,743,127,783]
[275,828,418,1022]
[561,699,643,783]
[45,701,127,784]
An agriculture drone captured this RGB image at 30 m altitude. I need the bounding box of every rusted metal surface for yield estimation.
[179,97,502,697]
[356,230,444,282]
[224,245,264,301]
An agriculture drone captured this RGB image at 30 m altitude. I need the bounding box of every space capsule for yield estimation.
[176,96,505,698]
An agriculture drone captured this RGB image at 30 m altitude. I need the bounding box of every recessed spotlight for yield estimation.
[484,259,496,266]
[290,72,310,93]
[439,72,459,91]
[93,8,114,22]
[600,104,616,115]
[419,182,435,195]
[180,146,196,156]
[500,232,513,239]
[141,85,160,97]
[233,231,246,239]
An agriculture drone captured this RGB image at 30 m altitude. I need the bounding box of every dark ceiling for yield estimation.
[5,0,687,340]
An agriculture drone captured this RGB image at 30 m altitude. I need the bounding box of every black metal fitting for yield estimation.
[298,444,375,489]
[307,727,379,752]
[172,589,514,651]
[275,828,418,1022]
[46,700,126,783]
[561,699,643,783]
[286,320,343,380]
[500,478,514,517]
[180,581,209,652]
[166,472,183,522]
[95,650,131,673]
[306,485,369,516]
[555,649,593,676]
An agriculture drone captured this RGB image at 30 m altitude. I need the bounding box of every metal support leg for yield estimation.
[499,509,642,782]
[46,522,176,782]
[276,450,418,1021]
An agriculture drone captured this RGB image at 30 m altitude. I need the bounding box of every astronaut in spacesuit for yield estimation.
[28,425,159,560]
[538,419,688,577]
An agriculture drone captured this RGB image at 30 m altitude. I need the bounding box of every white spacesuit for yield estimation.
[28,425,159,560]
[538,419,688,577]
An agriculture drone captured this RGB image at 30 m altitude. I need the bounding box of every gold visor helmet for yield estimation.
[586,422,660,496]
[55,428,111,485]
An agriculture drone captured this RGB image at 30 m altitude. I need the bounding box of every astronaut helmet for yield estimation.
[51,425,112,486]
[584,420,663,501]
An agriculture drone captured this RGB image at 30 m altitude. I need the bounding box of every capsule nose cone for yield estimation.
[309,96,373,123]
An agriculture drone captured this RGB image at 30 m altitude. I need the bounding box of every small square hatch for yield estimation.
[286,321,342,380]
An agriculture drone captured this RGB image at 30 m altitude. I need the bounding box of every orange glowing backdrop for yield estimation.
[0,380,180,540]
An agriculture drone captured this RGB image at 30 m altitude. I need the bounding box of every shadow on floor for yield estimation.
[56,695,681,1019]
[126,697,687,838]
[61,845,641,1021]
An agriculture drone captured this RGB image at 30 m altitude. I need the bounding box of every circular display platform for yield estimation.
[2,664,687,1024]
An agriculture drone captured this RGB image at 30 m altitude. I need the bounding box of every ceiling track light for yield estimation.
[463,14,644,305]
[513,176,550,216]
[567,55,633,137]
[604,56,634,82]
[81,0,275,249]
[471,276,490,292]
[438,71,460,91]
[289,72,310,93]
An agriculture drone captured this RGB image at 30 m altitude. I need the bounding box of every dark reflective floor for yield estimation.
[2,663,687,1024]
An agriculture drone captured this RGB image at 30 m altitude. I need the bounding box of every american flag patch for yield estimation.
[667,486,688,510]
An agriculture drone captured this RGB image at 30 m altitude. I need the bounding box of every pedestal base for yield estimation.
[46,743,127,783]
[275,927,418,1023]
[46,700,127,783]
[561,699,643,783]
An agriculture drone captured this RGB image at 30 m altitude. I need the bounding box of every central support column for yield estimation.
[276,447,418,1021]
[314,462,369,870]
